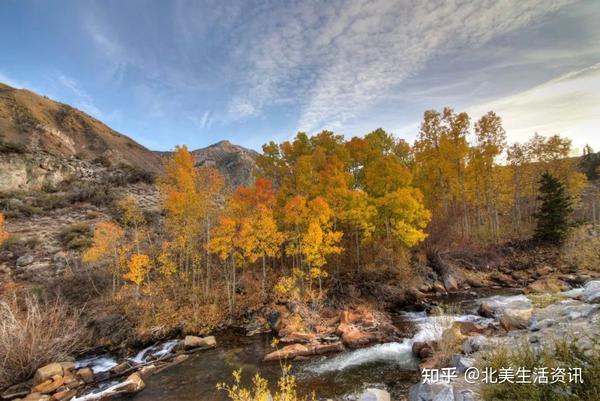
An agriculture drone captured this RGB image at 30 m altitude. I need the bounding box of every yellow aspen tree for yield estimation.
[116,195,145,253]
[338,190,377,272]
[83,221,125,293]
[251,205,285,294]
[299,197,343,297]
[123,253,152,294]
[0,213,9,245]
[207,216,249,315]
[157,145,207,288]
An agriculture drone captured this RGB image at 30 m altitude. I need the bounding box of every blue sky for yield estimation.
[1,0,599,152]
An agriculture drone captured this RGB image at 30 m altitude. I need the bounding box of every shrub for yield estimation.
[58,223,93,249]
[480,338,600,401]
[562,225,600,271]
[67,182,115,207]
[217,365,314,401]
[0,296,86,389]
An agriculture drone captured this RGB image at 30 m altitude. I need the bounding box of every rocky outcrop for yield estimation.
[157,140,258,187]
[0,83,162,177]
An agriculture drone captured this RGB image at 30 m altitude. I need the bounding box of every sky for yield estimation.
[0,0,598,152]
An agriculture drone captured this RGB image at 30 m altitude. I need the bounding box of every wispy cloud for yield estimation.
[223,0,574,132]
[56,73,104,118]
[469,62,600,151]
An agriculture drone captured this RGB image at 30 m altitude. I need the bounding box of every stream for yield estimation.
[76,288,520,401]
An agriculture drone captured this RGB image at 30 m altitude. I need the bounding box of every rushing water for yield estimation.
[77,288,519,401]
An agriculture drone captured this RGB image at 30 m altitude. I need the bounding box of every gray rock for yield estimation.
[463,335,486,354]
[359,388,391,401]
[454,389,475,401]
[16,254,34,267]
[478,294,532,318]
[409,382,431,401]
[409,382,454,401]
[451,354,474,373]
[582,281,600,303]
[443,273,459,292]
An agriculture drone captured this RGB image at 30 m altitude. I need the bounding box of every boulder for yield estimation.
[451,354,475,373]
[123,372,145,393]
[110,361,132,375]
[432,282,446,294]
[525,277,568,294]
[409,382,454,401]
[463,335,486,354]
[33,363,63,385]
[412,341,435,359]
[490,272,516,287]
[456,321,487,336]
[478,303,495,318]
[442,274,459,292]
[16,254,34,267]
[32,375,64,394]
[58,362,75,374]
[76,368,94,384]
[440,322,466,349]
[359,388,391,401]
[500,307,533,331]
[183,335,217,349]
[583,281,600,303]
[478,295,531,317]
[466,277,483,288]
[341,327,377,349]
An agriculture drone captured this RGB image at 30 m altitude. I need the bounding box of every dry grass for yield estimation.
[479,338,600,401]
[0,295,86,389]
[562,224,600,272]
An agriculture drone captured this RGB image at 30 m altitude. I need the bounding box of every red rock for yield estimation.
[263,343,310,362]
[33,375,64,394]
[307,342,344,355]
[341,327,377,349]
[279,331,316,343]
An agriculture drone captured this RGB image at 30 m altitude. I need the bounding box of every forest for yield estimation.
[1,106,600,401]
[65,107,596,331]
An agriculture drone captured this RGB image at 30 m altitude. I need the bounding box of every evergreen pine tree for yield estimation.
[534,172,573,243]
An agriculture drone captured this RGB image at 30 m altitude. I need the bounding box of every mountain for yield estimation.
[157,140,259,187]
[0,82,258,191]
[0,82,162,174]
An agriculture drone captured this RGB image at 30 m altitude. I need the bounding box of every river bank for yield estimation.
[3,247,600,401]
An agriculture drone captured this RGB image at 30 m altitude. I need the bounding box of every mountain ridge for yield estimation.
[0,82,257,190]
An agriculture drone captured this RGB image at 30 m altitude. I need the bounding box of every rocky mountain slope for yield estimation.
[0,82,162,191]
[157,140,258,187]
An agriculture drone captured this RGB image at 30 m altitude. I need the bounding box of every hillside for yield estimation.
[0,82,162,174]
[158,140,258,186]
